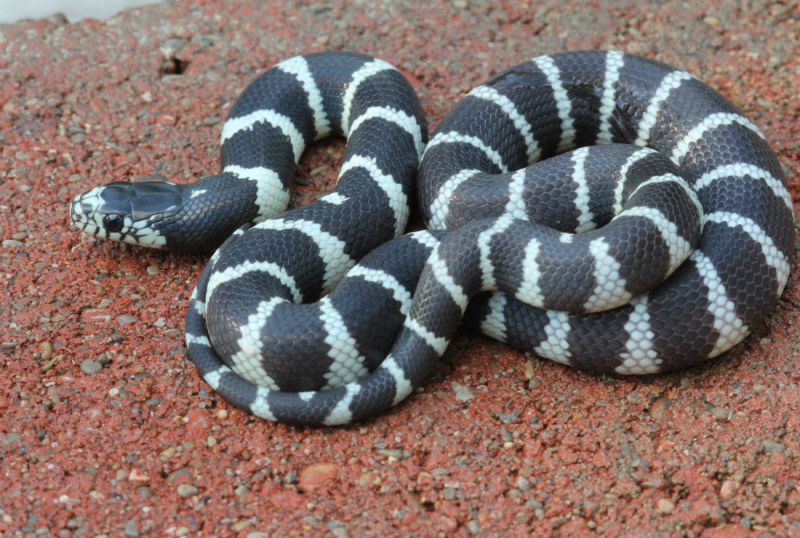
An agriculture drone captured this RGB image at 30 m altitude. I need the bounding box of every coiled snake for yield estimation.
[71,50,794,425]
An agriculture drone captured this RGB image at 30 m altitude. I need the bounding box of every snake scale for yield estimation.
[71,50,794,425]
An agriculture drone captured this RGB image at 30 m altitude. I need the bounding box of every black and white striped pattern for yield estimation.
[419,50,792,379]
[71,51,794,425]
[181,53,429,422]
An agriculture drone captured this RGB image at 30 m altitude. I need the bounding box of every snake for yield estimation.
[70,50,794,425]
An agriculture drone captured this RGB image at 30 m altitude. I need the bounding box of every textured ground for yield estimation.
[1,0,799,536]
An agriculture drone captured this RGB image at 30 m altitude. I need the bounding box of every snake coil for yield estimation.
[71,50,794,425]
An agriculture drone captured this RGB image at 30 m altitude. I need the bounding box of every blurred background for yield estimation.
[0,0,157,23]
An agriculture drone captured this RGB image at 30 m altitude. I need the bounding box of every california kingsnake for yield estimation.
[70,50,794,425]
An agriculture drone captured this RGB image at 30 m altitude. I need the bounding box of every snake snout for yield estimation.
[70,184,108,237]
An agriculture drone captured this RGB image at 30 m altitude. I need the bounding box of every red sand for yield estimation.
[1,1,798,535]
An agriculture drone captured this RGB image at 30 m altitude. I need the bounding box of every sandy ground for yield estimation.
[1,0,799,535]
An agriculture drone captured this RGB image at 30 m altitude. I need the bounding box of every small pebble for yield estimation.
[762,439,785,453]
[128,469,149,482]
[80,359,103,374]
[124,520,138,537]
[117,314,137,325]
[711,407,729,420]
[177,484,198,498]
[40,342,53,361]
[656,499,674,514]
[451,381,473,402]
[719,479,738,499]
[298,463,340,491]
[330,528,348,538]
[232,520,251,532]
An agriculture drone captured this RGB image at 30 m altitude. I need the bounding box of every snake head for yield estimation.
[70,175,183,249]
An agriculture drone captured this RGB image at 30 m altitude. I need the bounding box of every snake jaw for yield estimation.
[70,179,183,248]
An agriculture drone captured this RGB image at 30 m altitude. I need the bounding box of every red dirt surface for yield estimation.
[1,1,799,536]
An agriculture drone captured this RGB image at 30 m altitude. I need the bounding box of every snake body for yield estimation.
[71,50,794,425]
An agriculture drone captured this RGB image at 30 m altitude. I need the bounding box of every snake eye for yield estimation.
[102,214,124,233]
